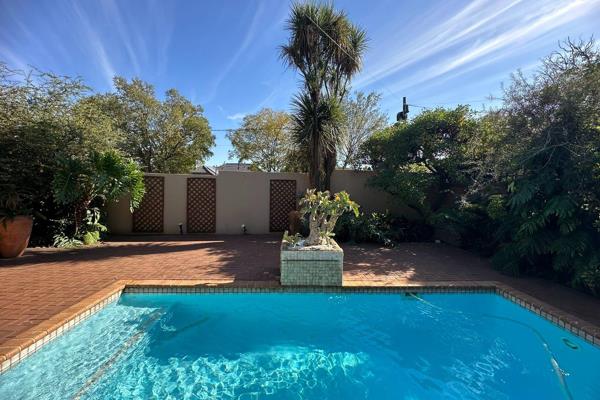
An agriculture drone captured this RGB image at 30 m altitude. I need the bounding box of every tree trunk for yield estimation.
[309,130,323,190]
[305,212,322,246]
[323,147,336,191]
[73,195,93,236]
[308,90,326,191]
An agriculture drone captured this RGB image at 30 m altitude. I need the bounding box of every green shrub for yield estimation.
[82,232,98,246]
[574,262,600,296]
[334,211,433,246]
[52,233,83,248]
[0,64,146,246]
[361,39,600,297]
[430,200,501,256]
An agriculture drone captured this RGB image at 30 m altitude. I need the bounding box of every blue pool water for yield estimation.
[1,293,599,399]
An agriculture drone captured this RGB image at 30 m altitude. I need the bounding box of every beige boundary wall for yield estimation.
[107,170,402,235]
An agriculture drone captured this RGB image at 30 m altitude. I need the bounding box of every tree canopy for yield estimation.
[227,108,301,172]
[364,106,477,218]
[337,91,387,169]
[112,77,215,173]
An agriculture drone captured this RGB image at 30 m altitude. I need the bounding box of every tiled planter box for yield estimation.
[280,240,343,286]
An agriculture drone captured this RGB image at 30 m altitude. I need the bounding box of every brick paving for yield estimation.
[1,234,599,347]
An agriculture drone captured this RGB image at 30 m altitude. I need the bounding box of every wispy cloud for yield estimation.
[355,0,522,87]
[357,0,599,97]
[100,0,141,76]
[227,112,247,121]
[71,1,115,88]
[0,45,28,71]
[202,1,266,103]
[224,75,289,124]
[149,0,174,77]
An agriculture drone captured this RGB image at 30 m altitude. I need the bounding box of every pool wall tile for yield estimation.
[1,279,599,375]
[0,282,124,375]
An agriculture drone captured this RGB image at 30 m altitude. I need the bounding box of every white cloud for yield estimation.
[227,112,247,121]
[202,2,266,103]
[356,0,599,96]
[100,0,141,76]
[0,46,28,71]
[71,1,115,88]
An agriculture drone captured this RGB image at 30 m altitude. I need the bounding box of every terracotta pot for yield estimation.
[0,216,33,258]
[288,210,302,235]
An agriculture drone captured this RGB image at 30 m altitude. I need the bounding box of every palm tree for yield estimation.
[281,2,367,190]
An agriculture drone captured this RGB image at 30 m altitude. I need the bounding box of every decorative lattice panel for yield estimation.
[187,178,216,233]
[270,180,297,232]
[133,176,164,233]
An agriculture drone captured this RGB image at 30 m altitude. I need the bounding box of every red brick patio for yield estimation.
[1,235,599,348]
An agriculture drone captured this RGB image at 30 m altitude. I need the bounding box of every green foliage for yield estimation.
[52,233,83,248]
[482,39,600,295]
[289,92,343,180]
[364,106,477,219]
[81,210,105,246]
[112,77,215,173]
[282,230,303,247]
[227,108,302,172]
[429,201,500,255]
[281,1,367,190]
[0,64,91,225]
[337,91,388,169]
[52,150,144,237]
[0,64,148,246]
[299,189,359,246]
[51,208,107,248]
[82,232,98,246]
[334,210,434,246]
[53,150,145,211]
[363,39,600,296]
[0,189,34,222]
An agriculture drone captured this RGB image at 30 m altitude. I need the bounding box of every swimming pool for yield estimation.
[0,292,599,399]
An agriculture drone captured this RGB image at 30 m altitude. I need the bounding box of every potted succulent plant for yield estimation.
[281,189,359,286]
[0,187,34,258]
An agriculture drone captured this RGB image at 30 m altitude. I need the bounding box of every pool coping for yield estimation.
[1,279,599,374]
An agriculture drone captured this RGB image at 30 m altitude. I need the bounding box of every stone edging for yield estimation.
[1,279,598,375]
[0,281,124,374]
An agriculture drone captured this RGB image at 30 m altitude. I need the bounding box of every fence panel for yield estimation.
[269,179,297,232]
[133,176,164,233]
[187,178,217,233]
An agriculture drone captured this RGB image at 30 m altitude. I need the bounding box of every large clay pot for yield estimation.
[288,210,302,235]
[0,216,33,258]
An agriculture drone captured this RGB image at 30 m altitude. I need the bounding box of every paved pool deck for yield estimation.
[1,234,599,352]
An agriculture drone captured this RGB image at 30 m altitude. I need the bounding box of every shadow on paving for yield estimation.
[1,235,599,331]
[0,234,281,268]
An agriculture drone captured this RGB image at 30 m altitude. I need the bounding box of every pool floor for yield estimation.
[0,293,599,399]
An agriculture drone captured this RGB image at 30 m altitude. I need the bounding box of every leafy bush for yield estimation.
[480,40,600,295]
[362,39,600,296]
[0,64,146,246]
[363,106,477,220]
[53,150,144,235]
[429,201,500,255]
[52,233,83,248]
[334,211,433,246]
[82,231,99,246]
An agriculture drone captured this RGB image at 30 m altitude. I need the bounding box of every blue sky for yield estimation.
[1,0,599,166]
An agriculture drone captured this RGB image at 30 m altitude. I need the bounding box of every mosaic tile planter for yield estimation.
[280,240,343,286]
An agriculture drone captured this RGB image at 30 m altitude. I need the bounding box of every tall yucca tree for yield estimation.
[281,1,367,190]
